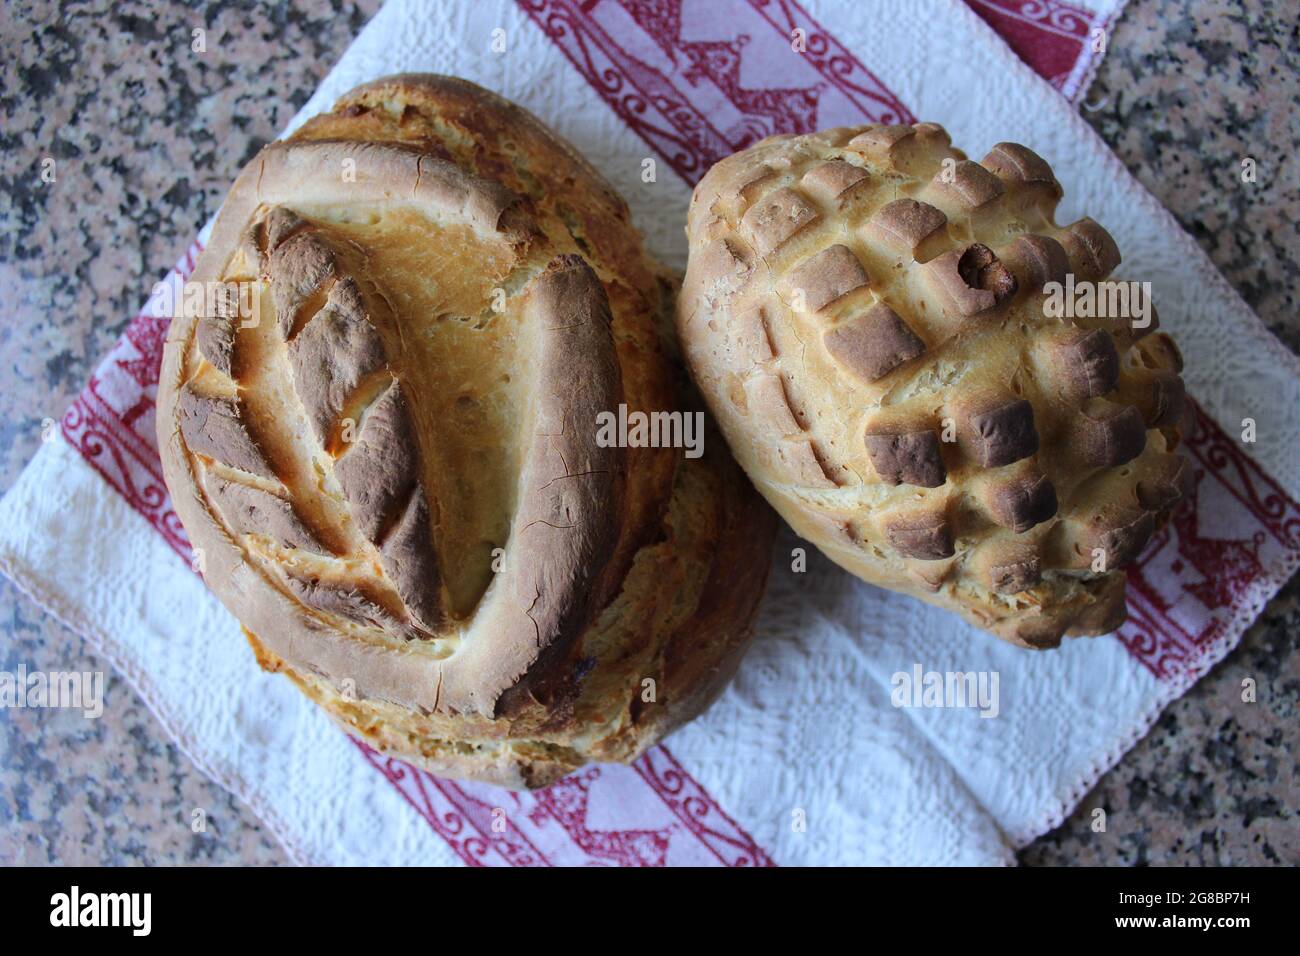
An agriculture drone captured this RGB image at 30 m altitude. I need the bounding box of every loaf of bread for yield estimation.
[678,123,1188,648]
[157,75,775,788]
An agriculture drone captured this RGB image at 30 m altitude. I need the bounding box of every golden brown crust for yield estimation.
[159,75,775,788]
[679,124,1189,648]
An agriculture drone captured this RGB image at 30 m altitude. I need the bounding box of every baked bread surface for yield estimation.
[158,75,775,788]
[679,123,1189,648]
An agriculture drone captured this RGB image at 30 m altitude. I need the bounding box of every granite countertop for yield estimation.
[0,0,1295,865]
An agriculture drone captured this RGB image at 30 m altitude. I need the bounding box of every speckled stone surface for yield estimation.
[0,0,1295,866]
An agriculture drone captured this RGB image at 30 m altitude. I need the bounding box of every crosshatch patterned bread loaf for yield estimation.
[157,74,776,789]
[679,123,1189,648]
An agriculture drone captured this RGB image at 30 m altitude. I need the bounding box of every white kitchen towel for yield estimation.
[2,0,1296,866]
[963,0,1127,104]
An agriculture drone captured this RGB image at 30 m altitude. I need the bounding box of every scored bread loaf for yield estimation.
[678,123,1188,648]
[157,74,775,789]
